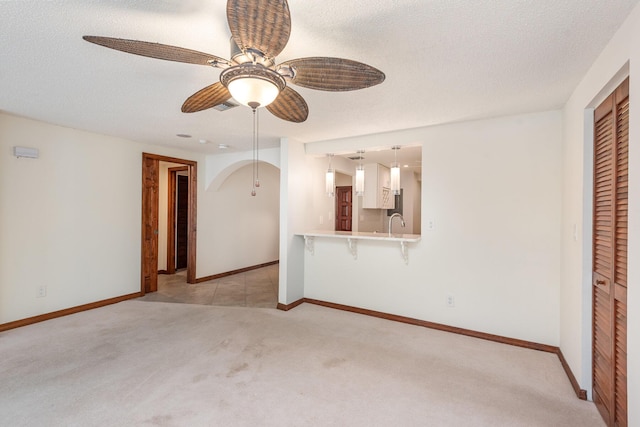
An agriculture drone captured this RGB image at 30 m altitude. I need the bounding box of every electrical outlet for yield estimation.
[319,215,324,225]
[37,285,47,298]
[427,219,435,230]
[446,295,455,308]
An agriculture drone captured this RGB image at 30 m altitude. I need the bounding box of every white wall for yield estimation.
[0,113,281,324]
[196,161,280,277]
[335,172,351,187]
[279,138,314,304]
[402,169,421,234]
[205,147,280,191]
[414,178,422,234]
[302,110,563,345]
[0,113,202,324]
[278,140,374,304]
[561,1,640,415]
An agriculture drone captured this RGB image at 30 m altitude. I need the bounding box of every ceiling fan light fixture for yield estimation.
[221,64,285,108]
[228,78,279,108]
[84,0,385,123]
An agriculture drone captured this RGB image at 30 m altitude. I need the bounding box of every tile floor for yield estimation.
[138,264,279,308]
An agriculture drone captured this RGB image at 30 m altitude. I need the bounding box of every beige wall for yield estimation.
[196,161,280,276]
[560,1,640,413]
[278,138,312,305]
[302,110,563,346]
[0,113,280,324]
[335,172,351,187]
[0,114,195,323]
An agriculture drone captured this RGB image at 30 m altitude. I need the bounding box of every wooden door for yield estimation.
[141,154,159,294]
[335,186,352,231]
[592,78,628,427]
[176,174,189,269]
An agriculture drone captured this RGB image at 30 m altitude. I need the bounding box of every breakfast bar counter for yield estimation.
[297,230,421,264]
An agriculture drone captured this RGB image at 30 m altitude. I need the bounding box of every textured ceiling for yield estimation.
[1,0,637,155]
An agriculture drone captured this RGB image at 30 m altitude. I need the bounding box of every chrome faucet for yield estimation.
[388,213,406,236]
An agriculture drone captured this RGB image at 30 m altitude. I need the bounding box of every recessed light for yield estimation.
[199,139,210,144]
[218,143,229,149]
[176,133,192,138]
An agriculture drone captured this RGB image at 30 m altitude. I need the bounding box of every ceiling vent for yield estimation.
[347,155,365,161]
[213,100,239,111]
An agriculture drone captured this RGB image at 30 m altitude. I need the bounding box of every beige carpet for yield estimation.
[0,301,603,426]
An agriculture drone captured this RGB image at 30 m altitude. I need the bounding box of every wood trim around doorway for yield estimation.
[141,153,198,293]
[167,166,188,275]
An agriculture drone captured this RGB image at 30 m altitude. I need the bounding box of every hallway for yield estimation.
[138,264,279,308]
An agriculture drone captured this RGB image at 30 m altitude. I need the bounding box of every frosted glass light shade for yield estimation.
[228,77,279,108]
[390,163,401,196]
[326,169,335,197]
[355,165,365,196]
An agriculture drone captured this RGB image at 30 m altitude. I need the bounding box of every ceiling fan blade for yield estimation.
[280,57,385,91]
[266,86,308,123]
[227,0,291,59]
[182,82,231,113]
[83,36,228,66]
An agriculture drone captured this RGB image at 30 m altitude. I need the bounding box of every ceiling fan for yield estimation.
[83,0,385,123]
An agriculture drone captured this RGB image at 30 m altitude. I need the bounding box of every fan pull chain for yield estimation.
[251,107,257,196]
[255,108,260,189]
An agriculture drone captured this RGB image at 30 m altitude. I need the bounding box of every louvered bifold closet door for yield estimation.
[613,84,628,427]
[592,77,628,427]
[593,97,614,422]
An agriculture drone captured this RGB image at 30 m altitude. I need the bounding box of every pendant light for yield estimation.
[355,150,365,197]
[326,154,335,197]
[390,145,401,196]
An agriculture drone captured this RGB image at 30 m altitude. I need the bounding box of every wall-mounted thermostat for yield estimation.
[13,146,39,159]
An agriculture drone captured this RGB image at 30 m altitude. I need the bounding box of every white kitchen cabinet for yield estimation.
[362,163,395,209]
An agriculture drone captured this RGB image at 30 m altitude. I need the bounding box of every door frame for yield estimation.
[166,166,189,275]
[141,153,197,295]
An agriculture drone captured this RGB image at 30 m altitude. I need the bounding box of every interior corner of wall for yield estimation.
[261,147,282,170]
